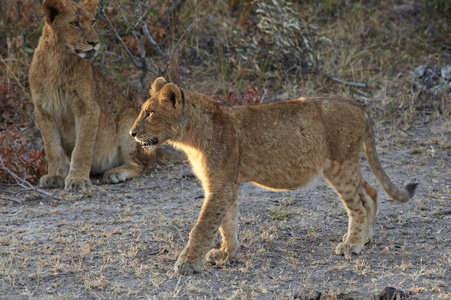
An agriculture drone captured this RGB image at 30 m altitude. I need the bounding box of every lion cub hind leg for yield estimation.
[102,163,145,184]
[206,193,240,265]
[361,178,378,242]
[324,162,370,255]
[340,178,378,244]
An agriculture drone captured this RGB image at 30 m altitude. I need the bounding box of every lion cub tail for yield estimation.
[363,118,418,203]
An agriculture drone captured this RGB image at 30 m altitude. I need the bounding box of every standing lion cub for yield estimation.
[130,78,417,275]
[29,0,183,192]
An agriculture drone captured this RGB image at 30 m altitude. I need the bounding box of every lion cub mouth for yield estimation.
[142,137,159,147]
[75,49,97,59]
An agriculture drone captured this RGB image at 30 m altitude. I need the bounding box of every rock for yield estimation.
[411,64,451,95]
[378,287,408,299]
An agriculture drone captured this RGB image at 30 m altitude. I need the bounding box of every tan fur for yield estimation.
[130,78,417,275]
[29,0,183,192]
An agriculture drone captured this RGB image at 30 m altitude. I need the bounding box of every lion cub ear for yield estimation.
[82,0,99,13]
[42,0,67,24]
[160,83,183,109]
[151,77,167,95]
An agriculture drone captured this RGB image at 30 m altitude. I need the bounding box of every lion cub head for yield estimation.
[130,78,185,152]
[42,0,100,59]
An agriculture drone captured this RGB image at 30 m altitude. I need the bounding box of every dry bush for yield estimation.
[0,78,45,185]
[0,126,47,184]
[216,86,261,106]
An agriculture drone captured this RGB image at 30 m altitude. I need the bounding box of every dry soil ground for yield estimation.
[0,118,450,300]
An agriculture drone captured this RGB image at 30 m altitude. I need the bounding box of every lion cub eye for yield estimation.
[91,20,96,26]
[145,111,153,120]
[70,21,80,28]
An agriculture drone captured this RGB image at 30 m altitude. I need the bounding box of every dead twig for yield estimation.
[301,57,369,89]
[0,155,62,201]
[0,195,22,204]
[136,1,167,61]
[316,70,369,88]
[99,0,212,82]
[99,1,159,76]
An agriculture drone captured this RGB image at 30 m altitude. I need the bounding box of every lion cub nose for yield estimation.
[130,130,137,137]
[88,41,99,48]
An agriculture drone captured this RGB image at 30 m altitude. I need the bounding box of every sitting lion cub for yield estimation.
[130,78,417,275]
[29,0,183,192]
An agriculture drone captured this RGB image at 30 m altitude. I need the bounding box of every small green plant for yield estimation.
[410,147,425,154]
[268,206,290,220]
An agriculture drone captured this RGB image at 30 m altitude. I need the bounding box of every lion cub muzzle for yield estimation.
[129,129,159,150]
[74,40,100,59]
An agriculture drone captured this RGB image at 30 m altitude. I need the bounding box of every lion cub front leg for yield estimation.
[65,104,100,192]
[206,195,240,265]
[175,184,238,275]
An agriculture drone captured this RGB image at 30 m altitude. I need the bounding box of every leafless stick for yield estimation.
[300,64,369,89]
[135,1,167,60]
[114,0,147,62]
[0,195,22,204]
[133,1,156,28]
[99,2,158,75]
[0,155,62,201]
[139,18,167,60]
[318,70,369,88]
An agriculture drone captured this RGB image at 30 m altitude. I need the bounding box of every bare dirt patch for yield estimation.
[1,119,450,300]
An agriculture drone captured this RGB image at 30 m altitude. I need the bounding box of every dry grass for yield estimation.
[1,145,449,299]
[0,0,450,299]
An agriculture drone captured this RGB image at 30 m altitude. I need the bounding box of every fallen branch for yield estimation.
[0,155,62,201]
[301,58,370,89]
[314,69,369,89]
[0,195,22,204]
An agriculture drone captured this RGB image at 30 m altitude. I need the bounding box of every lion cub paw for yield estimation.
[65,177,91,192]
[103,168,132,184]
[39,175,65,189]
[335,241,364,256]
[174,255,204,275]
[206,249,229,265]
[174,247,205,275]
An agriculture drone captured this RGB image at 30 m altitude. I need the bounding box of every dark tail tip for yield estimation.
[405,183,418,198]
